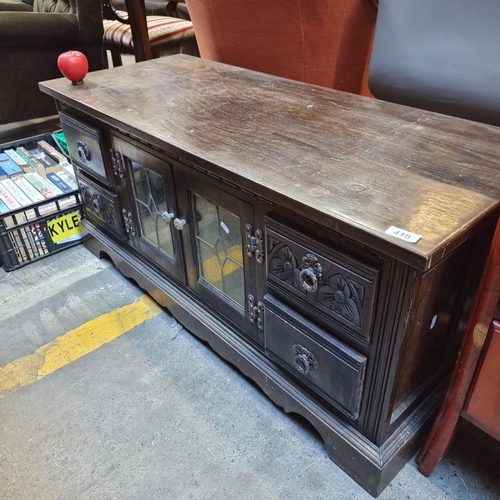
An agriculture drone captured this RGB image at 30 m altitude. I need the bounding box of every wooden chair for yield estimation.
[111,0,190,18]
[103,0,196,67]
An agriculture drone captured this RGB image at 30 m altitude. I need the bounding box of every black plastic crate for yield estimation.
[0,130,67,158]
[0,131,83,271]
[0,193,83,271]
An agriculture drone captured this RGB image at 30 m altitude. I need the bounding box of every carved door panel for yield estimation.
[175,170,261,341]
[111,135,186,284]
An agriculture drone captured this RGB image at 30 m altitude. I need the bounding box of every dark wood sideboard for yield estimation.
[39,55,500,497]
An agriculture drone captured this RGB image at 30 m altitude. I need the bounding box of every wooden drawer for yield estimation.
[266,217,379,341]
[59,111,113,187]
[78,174,126,240]
[264,294,367,419]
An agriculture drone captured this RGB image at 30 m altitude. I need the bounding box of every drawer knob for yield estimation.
[77,140,91,162]
[292,344,319,375]
[299,254,323,293]
[174,217,187,230]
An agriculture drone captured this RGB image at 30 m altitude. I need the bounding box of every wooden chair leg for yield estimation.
[111,50,123,68]
[181,38,199,57]
[416,217,500,476]
[124,0,152,62]
[102,48,110,70]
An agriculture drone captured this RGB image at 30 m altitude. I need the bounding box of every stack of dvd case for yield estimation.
[0,131,84,271]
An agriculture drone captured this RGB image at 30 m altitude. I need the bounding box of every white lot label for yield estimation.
[220,221,230,234]
[430,315,438,329]
[385,226,422,243]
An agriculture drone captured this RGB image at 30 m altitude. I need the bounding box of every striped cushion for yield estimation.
[103,12,194,49]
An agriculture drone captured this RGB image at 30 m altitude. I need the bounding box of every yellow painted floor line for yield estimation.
[0,294,163,399]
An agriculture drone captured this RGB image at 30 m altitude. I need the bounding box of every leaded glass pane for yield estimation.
[222,258,244,305]
[194,195,218,243]
[199,239,222,286]
[157,219,174,255]
[147,169,168,212]
[130,159,174,257]
[193,194,244,307]
[131,161,149,204]
[219,207,243,264]
[214,236,227,267]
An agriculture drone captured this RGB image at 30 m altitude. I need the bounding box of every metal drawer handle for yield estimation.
[77,140,91,162]
[299,254,322,293]
[299,267,318,293]
[292,344,319,376]
[90,193,102,214]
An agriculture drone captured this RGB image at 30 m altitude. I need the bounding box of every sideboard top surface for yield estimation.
[40,55,500,270]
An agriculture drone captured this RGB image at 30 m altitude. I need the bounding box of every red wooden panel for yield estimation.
[464,320,500,440]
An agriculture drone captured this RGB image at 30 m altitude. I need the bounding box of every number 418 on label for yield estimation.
[385,226,422,244]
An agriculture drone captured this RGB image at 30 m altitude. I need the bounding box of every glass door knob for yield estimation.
[174,218,187,230]
[161,211,175,223]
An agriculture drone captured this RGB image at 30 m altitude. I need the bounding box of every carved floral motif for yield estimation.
[269,245,303,292]
[269,243,364,327]
[82,185,119,231]
[317,273,362,326]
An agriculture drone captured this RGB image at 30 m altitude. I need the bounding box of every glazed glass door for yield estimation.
[112,135,186,284]
[175,170,259,338]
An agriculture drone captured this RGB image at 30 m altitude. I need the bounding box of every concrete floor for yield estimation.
[1,243,500,500]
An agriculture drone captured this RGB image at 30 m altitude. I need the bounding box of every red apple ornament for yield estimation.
[57,50,89,85]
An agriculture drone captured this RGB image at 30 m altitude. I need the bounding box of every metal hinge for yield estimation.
[245,223,264,264]
[110,148,125,179]
[122,208,136,236]
[248,295,264,330]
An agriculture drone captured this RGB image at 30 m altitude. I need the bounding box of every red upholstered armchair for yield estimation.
[184,0,377,97]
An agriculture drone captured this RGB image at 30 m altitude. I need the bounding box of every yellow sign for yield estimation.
[47,210,83,243]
